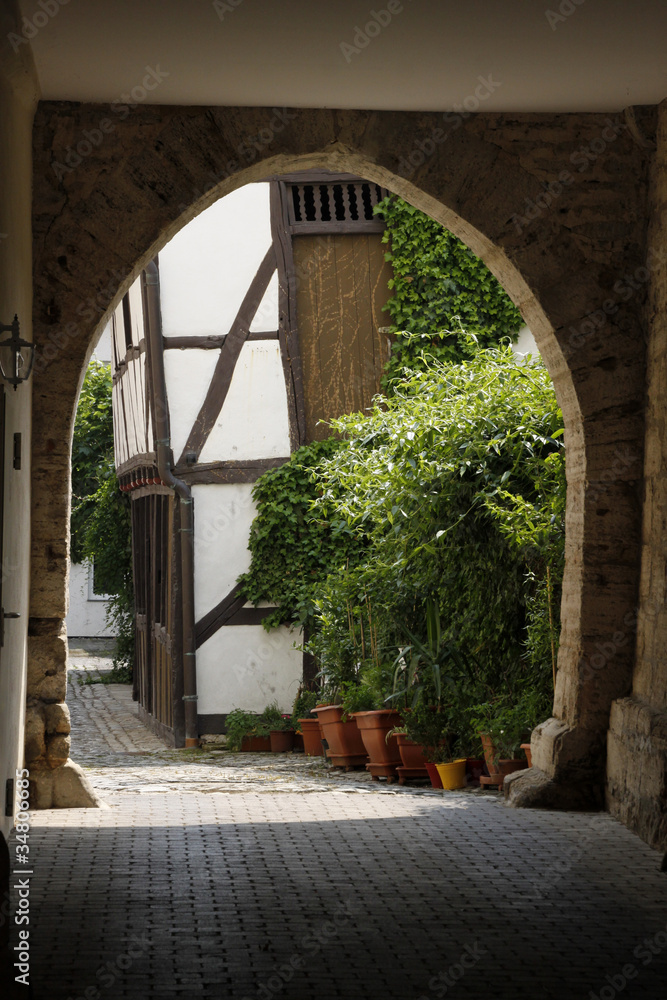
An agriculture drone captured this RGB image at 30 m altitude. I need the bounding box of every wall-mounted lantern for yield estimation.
[0,315,34,389]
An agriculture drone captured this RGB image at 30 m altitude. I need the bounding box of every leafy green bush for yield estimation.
[71,360,134,677]
[312,344,564,708]
[240,344,564,732]
[225,709,262,751]
[291,689,318,729]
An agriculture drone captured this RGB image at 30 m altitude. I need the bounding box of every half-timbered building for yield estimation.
[110,172,393,745]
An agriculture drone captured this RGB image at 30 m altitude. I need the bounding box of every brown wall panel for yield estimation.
[293,232,392,442]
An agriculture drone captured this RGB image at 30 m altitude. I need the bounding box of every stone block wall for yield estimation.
[26,101,667,846]
[606,100,667,850]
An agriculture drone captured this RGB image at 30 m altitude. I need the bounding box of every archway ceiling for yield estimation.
[23,0,667,112]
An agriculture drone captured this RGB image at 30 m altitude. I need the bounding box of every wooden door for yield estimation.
[132,491,178,741]
[292,232,392,442]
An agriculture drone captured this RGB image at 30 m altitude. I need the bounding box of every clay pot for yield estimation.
[352,710,403,765]
[270,730,295,753]
[240,735,271,752]
[299,718,324,756]
[435,759,467,790]
[312,705,367,758]
[521,742,532,767]
[497,758,528,780]
[465,758,485,785]
[396,733,428,768]
[425,762,443,788]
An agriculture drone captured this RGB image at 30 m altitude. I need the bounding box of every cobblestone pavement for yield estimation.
[8,652,667,1000]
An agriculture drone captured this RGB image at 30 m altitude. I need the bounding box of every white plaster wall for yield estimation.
[512,325,539,358]
[196,624,303,717]
[65,561,114,638]
[92,324,113,365]
[249,270,279,333]
[198,342,291,464]
[193,482,257,621]
[163,349,219,460]
[159,184,274,338]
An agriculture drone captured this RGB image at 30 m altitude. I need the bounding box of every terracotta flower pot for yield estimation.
[270,730,295,753]
[299,718,324,756]
[497,758,528,780]
[312,705,367,759]
[240,735,271,752]
[465,758,484,785]
[425,762,443,788]
[396,733,428,768]
[435,759,467,790]
[520,742,532,767]
[480,733,498,770]
[352,710,403,765]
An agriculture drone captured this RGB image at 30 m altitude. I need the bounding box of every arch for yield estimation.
[28,104,650,809]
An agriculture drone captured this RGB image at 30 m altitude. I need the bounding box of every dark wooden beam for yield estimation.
[163,331,279,350]
[290,220,385,235]
[174,456,290,485]
[271,180,306,450]
[225,607,276,626]
[176,246,277,467]
[195,587,247,648]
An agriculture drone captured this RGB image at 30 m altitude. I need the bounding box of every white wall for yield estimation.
[196,625,304,716]
[199,341,291,463]
[512,325,539,358]
[65,561,114,639]
[159,183,275,338]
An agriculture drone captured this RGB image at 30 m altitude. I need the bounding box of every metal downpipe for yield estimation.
[143,261,199,747]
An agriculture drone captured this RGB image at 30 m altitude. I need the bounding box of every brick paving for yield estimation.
[7,652,667,999]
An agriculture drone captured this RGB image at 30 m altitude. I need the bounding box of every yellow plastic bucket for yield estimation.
[435,759,467,790]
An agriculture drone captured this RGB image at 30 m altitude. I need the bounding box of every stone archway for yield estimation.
[27,103,651,811]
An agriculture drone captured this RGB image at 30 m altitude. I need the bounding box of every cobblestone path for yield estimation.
[8,652,667,1000]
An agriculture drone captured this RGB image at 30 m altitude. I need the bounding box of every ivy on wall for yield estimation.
[374,195,524,387]
[237,439,362,630]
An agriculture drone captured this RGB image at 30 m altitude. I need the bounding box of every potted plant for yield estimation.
[311,703,368,767]
[343,669,403,778]
[432,732,467,790]
[292,688,323,756]
[470,699,530,786]
[262,701,295,753]
[225,709,271,752]
[396,701,451,786]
